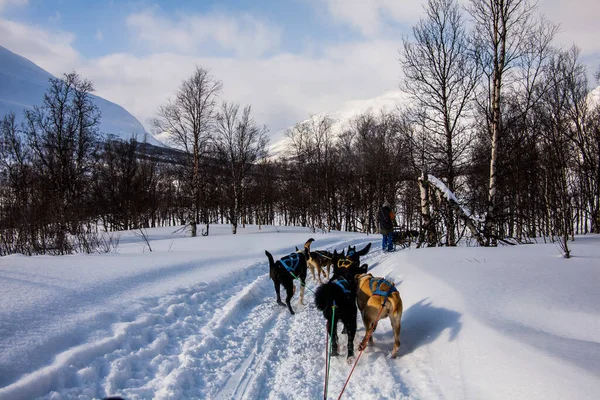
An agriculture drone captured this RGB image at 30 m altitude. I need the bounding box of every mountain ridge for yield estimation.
[0,45,162,146]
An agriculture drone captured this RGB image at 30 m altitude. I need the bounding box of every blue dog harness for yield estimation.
[280,252,301,274]
[370,277,397,304]
[332,277,351,295]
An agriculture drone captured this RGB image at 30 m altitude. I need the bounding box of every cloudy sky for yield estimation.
[1,0,599,138]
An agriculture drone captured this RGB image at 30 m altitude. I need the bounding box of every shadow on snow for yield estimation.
[399,298,462,355]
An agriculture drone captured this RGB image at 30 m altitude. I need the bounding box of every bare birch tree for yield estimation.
[24,72,100,253]
[402,0,480,246]
[153,67,222,236]
[537,46,591,257]
[468,0,551,245]
[213,102,268,234]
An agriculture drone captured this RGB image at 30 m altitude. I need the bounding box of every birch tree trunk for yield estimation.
[418,171,436,247]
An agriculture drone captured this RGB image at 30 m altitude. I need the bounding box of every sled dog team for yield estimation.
[265,238,403,360]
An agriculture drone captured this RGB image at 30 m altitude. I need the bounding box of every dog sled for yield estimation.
[392,227,418,249]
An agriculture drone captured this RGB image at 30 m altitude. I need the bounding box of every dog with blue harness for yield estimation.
[355,273,403,358]
[265,239,313,315]
[314,251,360,360]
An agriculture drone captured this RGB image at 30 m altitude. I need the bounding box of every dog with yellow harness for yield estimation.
[355,273,403,358]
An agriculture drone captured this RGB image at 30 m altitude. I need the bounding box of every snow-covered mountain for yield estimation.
[587,85,600,108]
[0,45,162,146]
[268,90,409,158]
[270,84,600,158]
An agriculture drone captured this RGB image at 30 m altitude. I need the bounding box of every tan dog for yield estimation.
[302,239,334,283]
[355,273,403,358]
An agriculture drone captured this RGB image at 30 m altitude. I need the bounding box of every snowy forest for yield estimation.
[1,0,599,257]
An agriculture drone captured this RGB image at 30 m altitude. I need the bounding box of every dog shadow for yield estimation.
[366,260,383,271]
[398,298,462,356]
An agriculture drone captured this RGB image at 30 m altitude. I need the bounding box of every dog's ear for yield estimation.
[332,249,342,264]
[358,263,368,274]
[295,246,299,251]
[347,245,355,256]
[355,242,372,257]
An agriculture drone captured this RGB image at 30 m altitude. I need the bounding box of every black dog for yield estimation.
[314,251,359,359]
[265,240,312,315]
[335,242,371,276]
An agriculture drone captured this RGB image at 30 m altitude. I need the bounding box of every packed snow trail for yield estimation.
[75,241,416,400]
[4,227,598,399]
[1,234,420,399]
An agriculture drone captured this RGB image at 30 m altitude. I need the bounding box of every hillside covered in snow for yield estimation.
[0,45,162,146]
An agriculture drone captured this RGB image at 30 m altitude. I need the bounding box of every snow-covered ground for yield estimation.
[0,225,599,400]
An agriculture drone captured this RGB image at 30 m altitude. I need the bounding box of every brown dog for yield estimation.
[303,239,334,283]
[355,273,403,358]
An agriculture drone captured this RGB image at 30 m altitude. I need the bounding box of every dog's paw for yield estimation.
[346,356,355,365]
[277,300,286,307]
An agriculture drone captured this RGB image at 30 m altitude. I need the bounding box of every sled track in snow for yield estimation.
[6,238,423,399]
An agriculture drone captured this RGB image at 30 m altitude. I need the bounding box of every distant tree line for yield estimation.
[1,0,599,257]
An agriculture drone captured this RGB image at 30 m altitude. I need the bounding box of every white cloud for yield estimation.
[313,0,427,37]
[0,18,79,76]
[0,0,27,12]
[48,11,60,23]
[315,0,600,59]
[77,38,402,135]
[0,7,402,136]
[0,10,403,136]
[126,8,282,58]
[537,0,600,56]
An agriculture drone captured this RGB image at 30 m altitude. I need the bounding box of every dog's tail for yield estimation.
[265,250,277,279]
[314,281,346,315]
[392,291,403,316]
[265,250,275,266]
[304,238,315,252]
